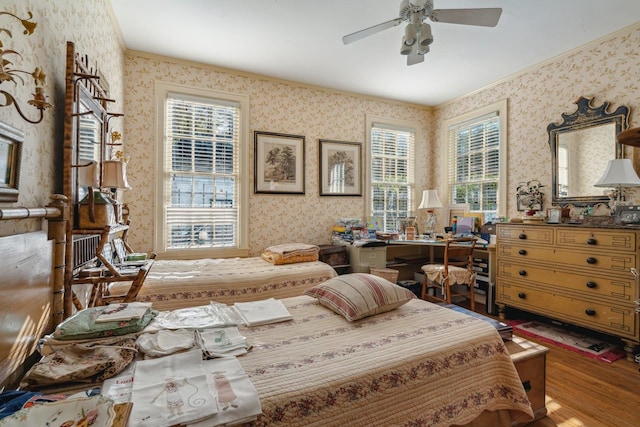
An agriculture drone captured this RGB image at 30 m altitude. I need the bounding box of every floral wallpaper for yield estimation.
[434,23,640,219]
[0,0,123,236]
[122,54,431,256]
[2,0,640,259]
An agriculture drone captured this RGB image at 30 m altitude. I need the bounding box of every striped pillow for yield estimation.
[304,273,415,321]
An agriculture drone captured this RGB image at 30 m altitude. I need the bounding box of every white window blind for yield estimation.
[163,93,240,249]
[447,112,500,219]
[370,122,415,233]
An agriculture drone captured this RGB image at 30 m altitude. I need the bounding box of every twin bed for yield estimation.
[109,257,338,311]
[0,202,534,426]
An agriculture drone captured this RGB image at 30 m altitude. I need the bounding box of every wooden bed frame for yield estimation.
[0,195,69,389]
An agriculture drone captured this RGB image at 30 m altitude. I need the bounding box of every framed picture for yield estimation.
[445,203,470,227]
[397,216,418,236]
[254,131,305,194]
[0,121,23,202]
[319,139,362,196]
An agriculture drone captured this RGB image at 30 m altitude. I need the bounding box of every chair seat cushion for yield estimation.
[421,264,475,285]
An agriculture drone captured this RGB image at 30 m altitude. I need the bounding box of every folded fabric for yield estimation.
[20,338,137,389]
[187,357,262,427]
[261,243,319,265]
[232,298,293,326]
[95,302,153,323]
[158,304,239,330]
[197,327,250,358]
[137,329,196,358]
[129,350,218,427]
[52,306,158,340]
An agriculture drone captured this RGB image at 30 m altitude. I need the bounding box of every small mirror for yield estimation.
[548,97,629,206]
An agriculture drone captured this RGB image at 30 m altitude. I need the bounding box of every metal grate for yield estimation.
[72,234,100,273]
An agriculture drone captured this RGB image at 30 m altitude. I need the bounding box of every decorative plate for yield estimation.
[0,395,115,427]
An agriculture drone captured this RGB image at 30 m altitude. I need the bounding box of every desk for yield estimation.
[385,240,497,312]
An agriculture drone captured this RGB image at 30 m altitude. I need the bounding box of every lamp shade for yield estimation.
[101,160,131,189]
[418,189,443,209]
[594,159,640,188]
[76,160,99,187]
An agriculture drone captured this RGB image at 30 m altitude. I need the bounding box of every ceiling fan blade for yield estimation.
[407,53,424,66]
[342,17,403,45]
[430,8,502,27]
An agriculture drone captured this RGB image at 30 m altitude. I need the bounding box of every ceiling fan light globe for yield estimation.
[419,23,433,46]
[400,36,413,55]
[404,24,417,46]
[417,45,430,55]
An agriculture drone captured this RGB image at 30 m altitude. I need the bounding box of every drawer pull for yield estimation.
[519,270,527,276]
[518,249,527,256]
[518,233,527,240]
[518,292,526,299]
[586,281,597,289]
[585,309,596,316]
[586,257,597,265]
[586,238,597,245]
[522,380,532,392]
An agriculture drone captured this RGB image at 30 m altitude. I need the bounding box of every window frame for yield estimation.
[365,115,419,233]
[441,99,507,220]
[154,81,250,259]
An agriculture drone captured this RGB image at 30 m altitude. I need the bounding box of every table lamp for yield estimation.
[594,158,640,212]
[418,189,443,237]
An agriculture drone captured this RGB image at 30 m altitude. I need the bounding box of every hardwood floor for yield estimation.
[468,302,640,427]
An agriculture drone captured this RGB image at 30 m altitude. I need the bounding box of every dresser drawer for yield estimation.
[497,259,638,302]
[498,244,636,275]
[496,280,638,339]
[556,228,637,253]
[497,225,554,244]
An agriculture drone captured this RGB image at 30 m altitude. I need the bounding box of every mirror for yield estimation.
[74,87,106,203]
[548,96,629,206]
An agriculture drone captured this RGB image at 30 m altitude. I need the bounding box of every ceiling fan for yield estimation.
[342,0,502,66]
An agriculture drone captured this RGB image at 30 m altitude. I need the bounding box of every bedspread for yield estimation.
[109,257,337,311]
[238,296,533,427]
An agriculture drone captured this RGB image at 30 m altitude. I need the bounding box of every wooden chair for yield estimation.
[420,237,477,311]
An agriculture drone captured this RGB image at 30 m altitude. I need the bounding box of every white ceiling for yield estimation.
[109,0,640,106]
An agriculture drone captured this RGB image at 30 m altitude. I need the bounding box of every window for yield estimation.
[443,100,507,222]
[155,83,249,257]
[367,117,417,233]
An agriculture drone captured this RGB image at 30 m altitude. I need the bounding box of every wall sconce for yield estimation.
[0,11,51,124]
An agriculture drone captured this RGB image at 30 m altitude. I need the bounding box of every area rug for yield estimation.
[508,320,626,363]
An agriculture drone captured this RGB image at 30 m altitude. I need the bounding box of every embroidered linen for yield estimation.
[136,329,196,358]
[129,350,217,427]
[20,338,137,389]
[52,306,158,340]
[233,298,293,326]
[187,357,262,427]
[197,327,250,358]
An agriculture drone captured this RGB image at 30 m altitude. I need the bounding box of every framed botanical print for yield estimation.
[254,131,305,194]
[319,139,362,196]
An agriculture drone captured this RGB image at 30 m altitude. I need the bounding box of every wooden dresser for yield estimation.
[495,223,639,360]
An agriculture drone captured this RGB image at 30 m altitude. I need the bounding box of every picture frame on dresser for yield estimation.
[0,121,23,202]
[254,131,305,194]
[319,139,362,196]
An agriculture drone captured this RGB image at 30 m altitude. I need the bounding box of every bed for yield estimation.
[107,257,338,311]
[236,295,533,427]
[2,218,533,426]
